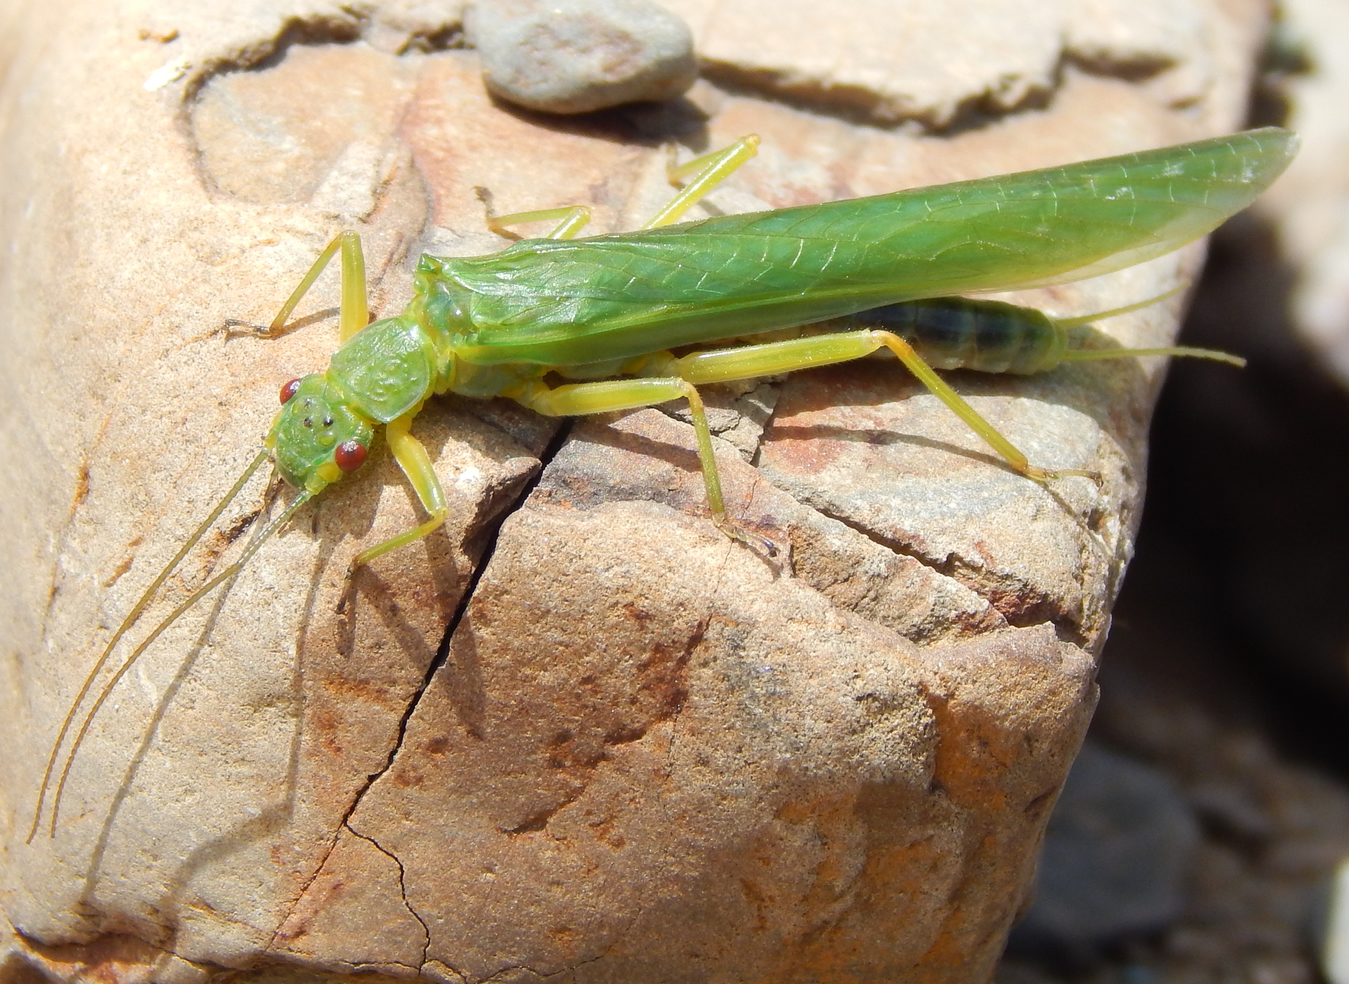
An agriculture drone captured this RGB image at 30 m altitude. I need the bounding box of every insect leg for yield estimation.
[349,408,450,569]
[477,184,594,240]
[509,376,769,546]
[477,135,759,240]
[646,332,1099,484]
[251,231,371,343]
[642,135,760,229]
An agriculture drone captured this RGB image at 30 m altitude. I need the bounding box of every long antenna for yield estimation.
[43,486,314,837]
[28,451,273,842]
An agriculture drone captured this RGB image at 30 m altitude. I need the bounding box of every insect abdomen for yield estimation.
[841,298,1067,374]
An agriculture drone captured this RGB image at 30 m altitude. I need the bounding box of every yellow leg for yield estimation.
[641,331,1099,483]
[642,135,760,229]
[511,376,770,549]
[478,135,761,243]
[478,187,594,241]
[507,318,1101,550]
[868,333,1097,483]
[351,409,450,569]
[263,231,370,343]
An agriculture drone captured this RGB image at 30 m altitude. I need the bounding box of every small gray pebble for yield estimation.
[1009,741,1200,961]
[465,0,698,114]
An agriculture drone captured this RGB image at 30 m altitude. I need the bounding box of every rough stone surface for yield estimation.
[466,0,697,113]
[664,0,1229,127]
[0,0,1271,981]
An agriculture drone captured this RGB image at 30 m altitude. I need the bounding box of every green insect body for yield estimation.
[30,126,1298,841]
[839,297,1076,374]
[834,294,1247,375]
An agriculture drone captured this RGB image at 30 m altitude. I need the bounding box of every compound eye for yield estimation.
[334,440,367,473]
[280,378,302,404]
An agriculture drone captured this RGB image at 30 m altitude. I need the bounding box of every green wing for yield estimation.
[437,128,1297,367]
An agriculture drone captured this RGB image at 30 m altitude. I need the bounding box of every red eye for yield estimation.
[335,440,367,473]
[280,378,302,404]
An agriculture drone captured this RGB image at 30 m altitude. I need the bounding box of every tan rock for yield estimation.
[669,0,1231,127]
[0,0,1272,981]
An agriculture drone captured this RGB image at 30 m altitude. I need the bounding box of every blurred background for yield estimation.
[999,2,1349,980]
